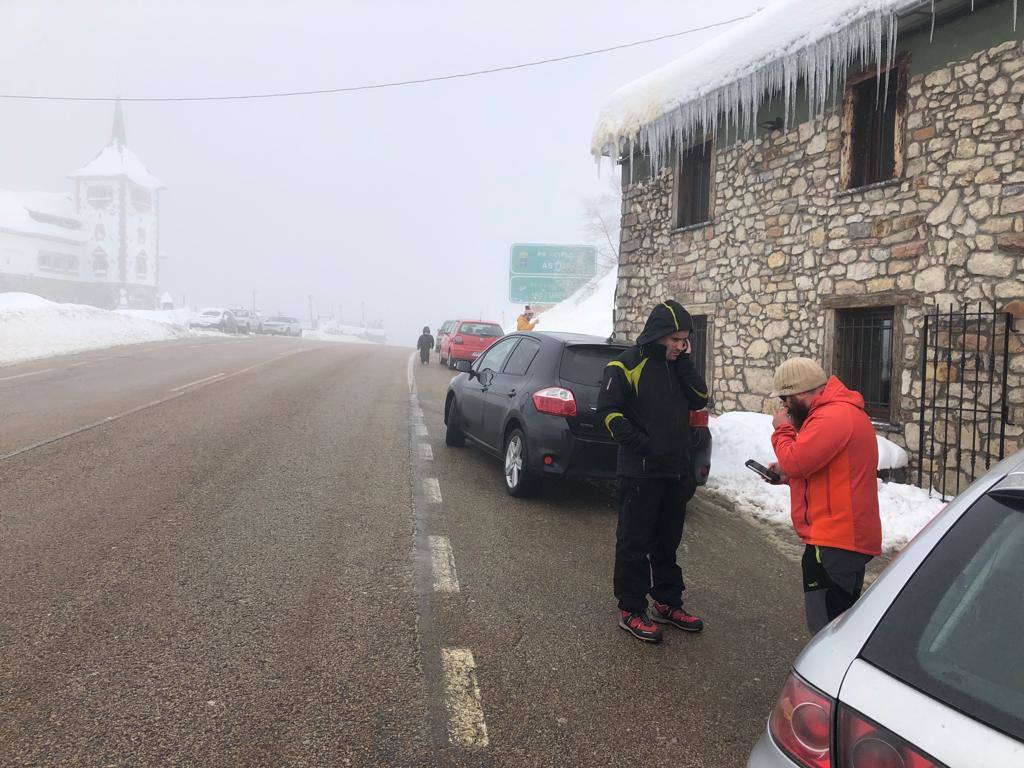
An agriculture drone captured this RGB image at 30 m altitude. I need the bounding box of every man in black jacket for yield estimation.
[416,327,434,365]
[597,300,709,643]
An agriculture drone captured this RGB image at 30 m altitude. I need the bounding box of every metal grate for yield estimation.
[676,142,712,228]
[835,307,894,421]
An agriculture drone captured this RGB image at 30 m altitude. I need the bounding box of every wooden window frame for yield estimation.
[672,138,715,230]
[840,55,909,191]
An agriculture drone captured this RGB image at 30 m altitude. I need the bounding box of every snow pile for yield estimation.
[116,307,194,328]
[706,411,945,551]
[302,328,372,345]
[0,293,187,366]
[506,269,617,338]
[592,0,1018,172]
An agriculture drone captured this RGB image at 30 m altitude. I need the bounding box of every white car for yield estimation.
[747,450,1024,767]
[260,316,302,337]
[230,308,258,334]
[188,308,237,334]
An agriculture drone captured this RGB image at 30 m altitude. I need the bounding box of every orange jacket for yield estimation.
[516,315,538,331]
[771,376,881,556]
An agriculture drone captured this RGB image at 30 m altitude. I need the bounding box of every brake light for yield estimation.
[837,704,941,768]
[769,672,833,768]
[453,335,464,344]
[532,387,577,417]
[689,410,709,427]
[698,465,710,478]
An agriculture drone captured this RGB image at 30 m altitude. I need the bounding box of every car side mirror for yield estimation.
[455,360,473,374]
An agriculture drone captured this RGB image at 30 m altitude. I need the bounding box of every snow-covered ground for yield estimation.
[706,411,945,552]
[0,292,190,366]
[302,328,373,345]
[506,269,616,337]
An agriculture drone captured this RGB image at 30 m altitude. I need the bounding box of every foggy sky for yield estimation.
[0,0,762,344]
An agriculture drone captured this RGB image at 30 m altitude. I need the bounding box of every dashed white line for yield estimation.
[418,443,434,461]
[0,368,54,382]
[416,424,429,437]
[423,477,442,504]
[429,536,460,593]
[441,648,489,749]
[67,361,90,368]
[170,372,226,392]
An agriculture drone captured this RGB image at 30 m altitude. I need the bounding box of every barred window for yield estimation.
[675,141,713,229]
[835,307,894,421]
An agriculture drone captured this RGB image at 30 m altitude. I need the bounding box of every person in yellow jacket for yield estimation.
[516,305,539,331]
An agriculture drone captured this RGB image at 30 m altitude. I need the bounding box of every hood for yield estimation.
[636,300,693,346]
[811,376,866,412]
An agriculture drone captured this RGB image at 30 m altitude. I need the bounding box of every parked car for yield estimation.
[230,308,258,334]
[436,320,456,356]
[444,331,712,496]
[188,308,237,334]
[747,450,1024,768]
[440,320,504,369]
[260,316,303,337]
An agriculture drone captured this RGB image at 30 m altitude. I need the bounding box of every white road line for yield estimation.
[67,361,90,368]
[441,648,489,749]
[418,443,434,461]
[0,368,54,382]
[428,536,460,593]
[170,372,225,392]
[416,424,429,437]
[423,477,442,504]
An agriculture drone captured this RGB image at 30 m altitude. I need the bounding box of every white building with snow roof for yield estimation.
[0,101,164,309]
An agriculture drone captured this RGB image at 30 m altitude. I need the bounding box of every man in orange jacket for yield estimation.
[766,357,882,635]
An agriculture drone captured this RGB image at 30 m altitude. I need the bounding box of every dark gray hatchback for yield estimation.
[443,331,712,497]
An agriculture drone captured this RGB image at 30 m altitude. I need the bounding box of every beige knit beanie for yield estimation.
[771,357,828,397]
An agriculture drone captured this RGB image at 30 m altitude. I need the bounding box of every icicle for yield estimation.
[930,0,936,43]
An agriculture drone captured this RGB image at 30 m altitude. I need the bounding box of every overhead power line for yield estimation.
[0,13,754,103]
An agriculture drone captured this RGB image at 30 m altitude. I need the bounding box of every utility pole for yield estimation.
[251,290,256,313]
[361,301,365,327]
[308,294,314,329]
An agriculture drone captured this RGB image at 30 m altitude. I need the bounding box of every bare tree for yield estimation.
[580,174,622,274]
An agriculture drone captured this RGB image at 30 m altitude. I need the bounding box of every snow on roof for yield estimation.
[69,142,164,190]
[592,0,1017,171]
[0,189,87,243]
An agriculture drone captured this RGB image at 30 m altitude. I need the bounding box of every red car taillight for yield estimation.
[532,387,577,417]
[689,409,709,427]
[837,704,942,768]
[769,672,833,768]
[453,335,464,344]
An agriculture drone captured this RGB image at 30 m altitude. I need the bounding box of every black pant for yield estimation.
[801,544,872,635]
[614,477,695,614]
[419,348,429,363]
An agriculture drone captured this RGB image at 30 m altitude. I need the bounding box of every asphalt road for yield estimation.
[1,338,835,767]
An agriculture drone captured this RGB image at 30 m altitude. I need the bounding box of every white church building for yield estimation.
[0,101,165,309]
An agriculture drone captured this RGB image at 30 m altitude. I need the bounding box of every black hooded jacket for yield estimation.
[417,333,434,352]
[597,300,709,479]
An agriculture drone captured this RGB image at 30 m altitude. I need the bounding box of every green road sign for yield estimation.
[508,243,596,303]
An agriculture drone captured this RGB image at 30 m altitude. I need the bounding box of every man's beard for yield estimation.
[788,399,810,430]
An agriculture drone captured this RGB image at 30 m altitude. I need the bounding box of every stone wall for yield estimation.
[614,39,1023,486]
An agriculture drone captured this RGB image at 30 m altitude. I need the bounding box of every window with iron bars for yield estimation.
[675,141,713,229]
[835,307,894,421]
[689,314,712,399]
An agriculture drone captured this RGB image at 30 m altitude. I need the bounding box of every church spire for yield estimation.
[111,97,128,147]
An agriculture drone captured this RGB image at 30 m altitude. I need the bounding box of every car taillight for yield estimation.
[453,335,464,344]
[698,465,710,478]
[769,672,833,768]
[689,410,709,427]
[532,387,577,417]
[837,704,941,768]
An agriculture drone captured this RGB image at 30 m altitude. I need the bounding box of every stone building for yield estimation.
[592,0,1022,490]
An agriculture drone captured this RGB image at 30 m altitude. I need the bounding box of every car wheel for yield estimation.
[503,428,539,497]
[219,321,226,333]
[445,399,466,447]
[447,354,456,370]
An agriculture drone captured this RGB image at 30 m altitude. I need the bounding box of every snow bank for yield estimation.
[592,0,1018,172]
[506,269,617,338]
[0,293,188,366]
[706,411,944,551]
[116,307,194,327]
[302,328,373,345]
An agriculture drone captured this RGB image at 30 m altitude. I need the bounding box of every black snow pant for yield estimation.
[614,477,695,615]
[419,348,430,364]
[801,544,872,636]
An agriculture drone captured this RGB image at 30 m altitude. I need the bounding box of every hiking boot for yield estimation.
[651,601,704,633]
[618,610,663,643]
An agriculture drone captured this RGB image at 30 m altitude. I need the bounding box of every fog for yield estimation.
[0,0,762,346]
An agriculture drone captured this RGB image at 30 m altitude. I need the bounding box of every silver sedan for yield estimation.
[747,450,1024,767]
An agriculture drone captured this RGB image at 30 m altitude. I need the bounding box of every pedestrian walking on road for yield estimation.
[765,357,882,636]
[516,305,539,332]
[597,300,709,644]
[416,326,434,365]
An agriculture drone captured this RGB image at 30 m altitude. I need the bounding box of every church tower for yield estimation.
[69,99,165,308]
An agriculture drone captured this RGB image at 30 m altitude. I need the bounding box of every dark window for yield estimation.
[87,185,113,209]
[92,247,109,276]
[559,345,626,387]
[136,250,148,277]
[848,71,902,188]
[503,338,541,376]
[475,336,519,373]
[675,140,713,228]
[861,492,1024,742]
[37,250,78,274]
[689,315,711,393]
[835,307,894,421]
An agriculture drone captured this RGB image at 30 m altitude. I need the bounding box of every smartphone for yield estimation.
[745,459,781,484]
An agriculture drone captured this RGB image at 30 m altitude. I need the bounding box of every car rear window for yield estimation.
[460,323,503,337]
[559,344,626,386]
[267,317,289,322]
[860,492,1024,742]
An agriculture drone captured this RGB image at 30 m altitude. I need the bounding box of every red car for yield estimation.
[440,320,504,369]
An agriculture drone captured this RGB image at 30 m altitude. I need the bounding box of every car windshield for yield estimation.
[267,317,289,323]
[460,323,502,337]
[200,310,221,316]
[861,491,1024,742]
[559,344,625,386]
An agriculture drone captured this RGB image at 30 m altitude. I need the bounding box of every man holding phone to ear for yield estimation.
[765,357,881,636]
[598,300,709,644]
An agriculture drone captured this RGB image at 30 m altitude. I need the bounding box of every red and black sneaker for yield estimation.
[618,610,664,643]
[651,601,704,633]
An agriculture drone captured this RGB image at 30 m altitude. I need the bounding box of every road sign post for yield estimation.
[508,244,596,304]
